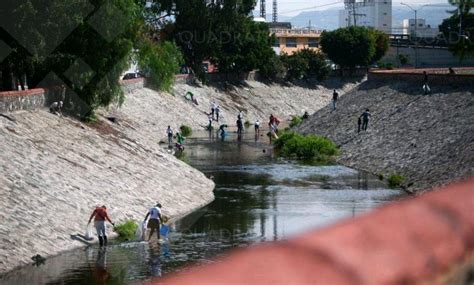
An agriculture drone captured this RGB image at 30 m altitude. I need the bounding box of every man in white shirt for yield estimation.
[144,203,162,241]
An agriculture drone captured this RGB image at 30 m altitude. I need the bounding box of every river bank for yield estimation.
[297,80,474,192]
[0,78,360,273]
[104,79,361,141]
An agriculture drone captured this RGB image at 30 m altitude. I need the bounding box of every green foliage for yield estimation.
[0,0,146,114]
[274,131,339,162]
[114,220,138,241]
[388,174,405,188]
[244,120,251,128]
[377,61,394,70]
[281,49,330,81]
[398,54,409,65]
[439,12,474,61]
[175,150,189,164]
[158,0,275,81]
[138,40,183,91]
[321,26,380,69]
[258,53,286,80]
[180,125,192,137]
[369,29,390,64]
[289,116,303,128]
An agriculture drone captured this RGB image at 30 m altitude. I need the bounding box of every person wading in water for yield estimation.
[144,203,163,241]
[88,205,115,246]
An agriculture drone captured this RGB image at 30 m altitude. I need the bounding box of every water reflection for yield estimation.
[0,131,406,285]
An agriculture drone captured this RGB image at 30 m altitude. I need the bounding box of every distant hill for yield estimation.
[269,6,451,31]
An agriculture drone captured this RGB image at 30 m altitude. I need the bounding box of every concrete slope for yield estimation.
[108,80,360,140]
[0,110,214,273]
[297,81,474,192]
[0,78,359,273]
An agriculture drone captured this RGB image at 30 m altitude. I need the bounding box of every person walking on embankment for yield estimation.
[332,90,339,111]
[166,126,173,147]
[144,203,163,241]
[88,205,115,246]
[423,71,431,95]
[359,109,372,131]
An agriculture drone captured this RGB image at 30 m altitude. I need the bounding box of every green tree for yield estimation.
[439,0,474,61]
[369,29,390,64]
[156,0,275,81]
[320,26,377,70]
[281,49,330,81]
[137,39,183,91]
[0,0,145,115]
[1,0,183,116]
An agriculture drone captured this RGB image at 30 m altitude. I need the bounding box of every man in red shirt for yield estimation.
[88,205,115,246]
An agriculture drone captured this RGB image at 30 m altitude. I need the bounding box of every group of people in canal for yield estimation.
[87,202,165,246]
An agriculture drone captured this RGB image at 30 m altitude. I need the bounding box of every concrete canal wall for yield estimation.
[0,77,358,273]
[297,70,473,192]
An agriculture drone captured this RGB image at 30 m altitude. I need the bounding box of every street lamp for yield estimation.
[401,2,418,68]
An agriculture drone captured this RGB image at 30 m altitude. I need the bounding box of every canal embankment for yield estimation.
[0,77,360,273]
[297,71,474,192]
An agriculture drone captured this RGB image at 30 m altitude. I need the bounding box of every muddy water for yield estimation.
[0,130,406,285]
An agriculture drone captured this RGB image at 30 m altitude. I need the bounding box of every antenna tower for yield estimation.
[272,0,278,23]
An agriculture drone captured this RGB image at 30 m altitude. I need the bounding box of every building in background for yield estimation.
[270,28,323,55]
[402,18,439,38]
[339,0,392,33]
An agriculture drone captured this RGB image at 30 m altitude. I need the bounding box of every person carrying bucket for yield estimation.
[88,205,115,247]
[144,203,163,241]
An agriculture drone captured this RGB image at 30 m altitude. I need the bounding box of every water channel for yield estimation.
[0,130,406,285]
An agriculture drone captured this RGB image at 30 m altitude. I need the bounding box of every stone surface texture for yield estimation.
[0,89,45,113]
[108,79,360,139]
[297,80,474,192]
[0,79,356,273]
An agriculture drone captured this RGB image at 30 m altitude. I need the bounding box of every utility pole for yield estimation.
[401,2,418,68]
[260,0,266,20]
[352,2,357,26]
[272,0,278,23]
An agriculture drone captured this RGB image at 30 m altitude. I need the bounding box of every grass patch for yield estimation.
[273,131,339,163]
[114,220,138,241]
[244,120,251,128]
[388,174,405,188]
[180,125,192,137]
[175,150,189,164]
[289,116,303,128]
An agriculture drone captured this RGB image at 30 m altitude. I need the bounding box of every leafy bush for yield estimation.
[180,125,192,137]
[274,131,339,162]
[138,40,183,91]
[114,220,138,242]
[398,54,409,65]
[281,49,330,81]
[320,26,388,70]
[244,120,251,128]
[259,53,286,80]
[290,116,303,128]
[388,174,405,188]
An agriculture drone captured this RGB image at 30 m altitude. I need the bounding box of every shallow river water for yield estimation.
[0,130,406,285]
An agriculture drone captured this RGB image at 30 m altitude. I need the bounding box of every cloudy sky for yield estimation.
[259,0,451,16]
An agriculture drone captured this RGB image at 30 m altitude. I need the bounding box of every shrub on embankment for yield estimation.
[180,125,192,137]
[274,132,339,163]
[114,220,138,241]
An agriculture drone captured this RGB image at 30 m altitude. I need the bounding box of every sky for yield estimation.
[259,0,451,17]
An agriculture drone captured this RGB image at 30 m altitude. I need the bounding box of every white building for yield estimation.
[402,19,439,38]
[339,0,392,33]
